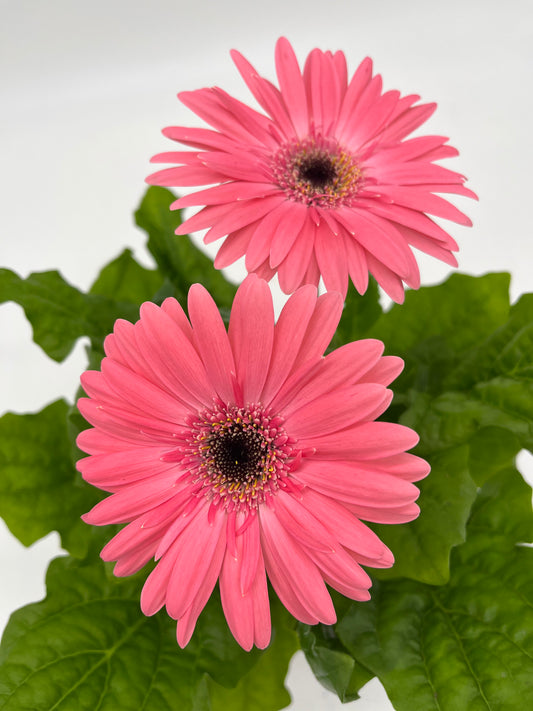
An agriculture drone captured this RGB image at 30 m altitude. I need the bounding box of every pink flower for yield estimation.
[77,276,428,650]
[147,37,476,303]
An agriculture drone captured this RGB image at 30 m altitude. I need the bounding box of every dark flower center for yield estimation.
[272,137,363,208]
[298,156,338,190]
[209,429,264,482]
[180,403,298,513]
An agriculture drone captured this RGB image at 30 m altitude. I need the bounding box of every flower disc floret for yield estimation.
[182,403,294,512]
[272,137,364,208]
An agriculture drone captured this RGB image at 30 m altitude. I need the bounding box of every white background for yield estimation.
[1,1,532,708]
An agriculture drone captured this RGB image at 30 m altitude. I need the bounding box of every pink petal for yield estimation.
[181,195,284,242]
[358,355,404,386]
[299,488,394,558]
[136,302,214,407]
[160,297,195,341]
[228,275,274,403]
[347,89,400,149]
[357,199,458,245]
[178,88,263,145]
[345,500,420,524]
[113,541,158,577]
[77,398,181,445]
[361,452,431,481]
[313,219,349,295]
[343,228,369,294]
[244,205,285,272]
[271,338,384,415]
[259,505,336,624]
[397,224,459,267]
[297,421,419,460]
[162,125,240,151]
[77,428,145,455]
[365,185,472,226]
[101,518,163,563]
[275,37,309,137]
[269,201,309,268]
[210,87,279,147]
[284,383,392,438]
[276,216,316,293]
[213,224,256,268]
[188,284,236,403]
[165,504,226,620]
[260,284,317,406]
[290,291,344,373]
[308,542,372,593]
[82,473,179,525]
[304,49,342,134]
[219,521,271,651]
[146,164,226,187]
[378,102,437,143]
[294,459,421,507]
[273,490,339,553]
[141,534,184,616]
[336,74,383,148]
[364,135,450,165]
[77,446,174,488]
[336,208,415,279]
[365,253,407,304]
[173,181,280,209]
[200,150,271,183]
[335,56,373,140]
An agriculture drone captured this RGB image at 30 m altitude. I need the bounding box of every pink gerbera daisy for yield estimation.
[77,275,429,650]
[147,37,476,303]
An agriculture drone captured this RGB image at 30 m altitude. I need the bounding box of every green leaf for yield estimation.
[446,292,533,391]
[208,601,299,711]
[134,187,237,310]
[89,248,164,304]
[0,556,209,711]
[467,426,521,485]
[372,446,477,585]
[0,268,139,362]
[0,400,99,557]
[404,388,533,458]
[371,273,511,369]
[337,466,533,711]
[298,623,373,703]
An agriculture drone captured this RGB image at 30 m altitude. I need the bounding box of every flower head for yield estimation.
[147,37,476,303]
[77,276,429,650]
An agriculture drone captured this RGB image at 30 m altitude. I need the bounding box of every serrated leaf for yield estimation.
[89,248,164,304]
[298,623,373,703]
[0,400,99,557]
[0,556,209,711]
[0,268,139,362]
[337,466,533,711]
[208,601,298,711]
[134,187,237,310]
[372,446,477,585]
